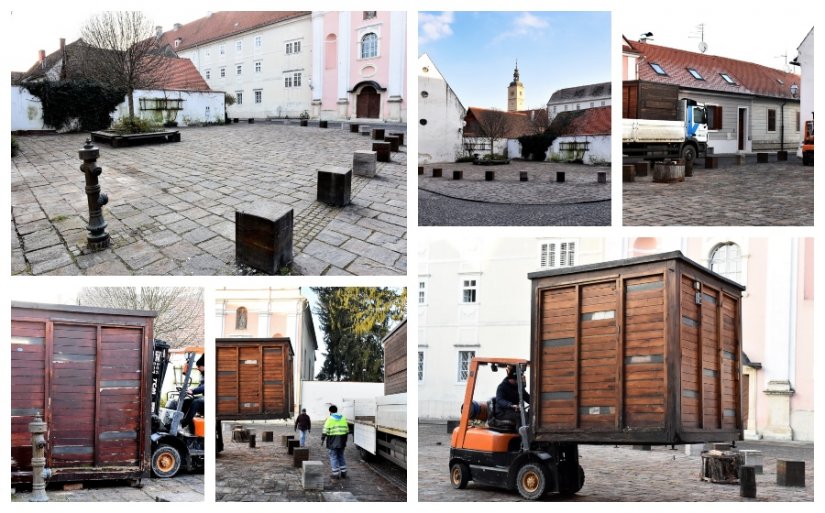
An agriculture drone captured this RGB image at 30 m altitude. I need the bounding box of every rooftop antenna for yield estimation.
[690,23,708,53]
[640,32,653,43]
[775,50,791,72]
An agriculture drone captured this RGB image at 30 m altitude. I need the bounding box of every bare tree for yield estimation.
[528,108,552,135]
[78,287,203,348]
[80,11,170,120]
[473,108,514,158]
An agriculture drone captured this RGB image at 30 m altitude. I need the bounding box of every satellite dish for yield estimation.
[698,41,708,54]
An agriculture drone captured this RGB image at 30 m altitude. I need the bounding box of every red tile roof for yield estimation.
[159,11,310,52]
[152,57,211,91]
[549,106,611,137]
[627,39,801,100]
[464,107,538,139]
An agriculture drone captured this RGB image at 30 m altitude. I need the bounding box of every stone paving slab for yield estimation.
[418,423,813,502]
[11,473,203,502]
[419,161,611,205]
[623,159,813,226]
[11,124,406,275]
[216,421,405,502]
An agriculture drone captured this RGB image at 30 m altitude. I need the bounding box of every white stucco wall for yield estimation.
[114,89,226,126]
[548,135,611,164]
[418,54,466,164]
[795,28,814,157]
[11,87,49,131]
[300,381,384,421]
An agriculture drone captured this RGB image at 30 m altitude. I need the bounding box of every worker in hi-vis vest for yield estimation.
[321,404,350,479]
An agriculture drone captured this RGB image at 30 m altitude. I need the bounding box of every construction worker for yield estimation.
[321,404,349,479]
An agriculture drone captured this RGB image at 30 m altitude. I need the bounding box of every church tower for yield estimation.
[507,61,524,112]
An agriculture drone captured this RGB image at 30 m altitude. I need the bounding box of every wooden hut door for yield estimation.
[10,319,48,472]
[263,346,285,414]
[49,323,98,469]
[356,86,380,118]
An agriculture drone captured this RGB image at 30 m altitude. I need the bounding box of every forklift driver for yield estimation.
[168,354,205,430]
[492,366,530,430]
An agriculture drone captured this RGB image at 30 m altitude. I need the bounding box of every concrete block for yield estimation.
[432,168,442,178]
[735,154,747,165]
[302,460,324,491]
[384,135,400,152]
[262,431,274,443]
[634,161,650,177]
[372,142,391,162]
[777,150,788,161]
[756,152,769,163]
[623,164,636,182]
[705,156,719,169]
[740,465,757,498]
[317,165,352,207]
[520,171,528,182]
[349,123,359,133]
[389,132,405,146]
[597,171,607,183]
[353,150,377,177]
[453,170,463,180]
[371,128,385,140]
[777,460,805,487]
[446,420,460,433]
[556,171,566,183]
[293,447,310,467]
[739,450,763,474]
[281,434,294,447]
[684,443,705,456]
[248,433,256,448]
[288,439,300,455]
[319,120,328,129]
[235,202,294,274]
[418,166,424,175]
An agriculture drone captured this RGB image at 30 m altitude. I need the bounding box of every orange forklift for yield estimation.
[449,357,584,500]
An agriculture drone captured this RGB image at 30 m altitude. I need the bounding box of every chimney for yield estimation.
[60,38,66,51]
[156,25,163,38]
[174,23,181,31]
[39,49,46,68]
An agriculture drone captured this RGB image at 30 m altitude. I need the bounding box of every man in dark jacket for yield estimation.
[494,367,530,428]
[182,354,205,429]
[295,408,311,447]
[321,404,349,479]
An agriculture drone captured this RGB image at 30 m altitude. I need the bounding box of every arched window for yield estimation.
[235,307,248,330]
[709,242,742,283]
[360,33,377,59]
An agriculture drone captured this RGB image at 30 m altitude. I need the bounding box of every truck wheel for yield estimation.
[680,144,697,162]
[358,447,375,462]
[516,462,549,500]
[152,444,181,478]
[560,465,586,496]
[450,461,470,489]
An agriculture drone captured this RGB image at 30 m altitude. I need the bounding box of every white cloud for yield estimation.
[419,11,454,45]
[492,12,549,43]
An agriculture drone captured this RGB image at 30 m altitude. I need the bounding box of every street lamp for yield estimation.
[780,83,799,154]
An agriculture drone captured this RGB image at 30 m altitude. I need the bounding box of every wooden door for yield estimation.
[11,319,47,471]
[357,86,380,118]
[738,108,746,151]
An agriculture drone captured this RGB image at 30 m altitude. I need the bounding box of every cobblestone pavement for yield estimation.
[216,421,405,502]
[418,423,814,502]
[11,124,406,276]
[623,158,813,226]
[11,472,203,502]
[419,190,610,226]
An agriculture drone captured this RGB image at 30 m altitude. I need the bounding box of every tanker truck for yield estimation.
[622,80,708,162]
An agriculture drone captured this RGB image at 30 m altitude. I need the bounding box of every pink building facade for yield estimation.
[310,11,406,122]
[628,238,814,441]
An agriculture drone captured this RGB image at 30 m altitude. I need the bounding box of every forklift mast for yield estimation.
[151,340,171,416]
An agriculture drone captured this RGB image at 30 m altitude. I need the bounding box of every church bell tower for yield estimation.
[507,61,524,112]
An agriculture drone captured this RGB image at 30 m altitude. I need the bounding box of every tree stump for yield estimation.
[701,450,741,483]
[623,164,636,182]
[653,161,685,183]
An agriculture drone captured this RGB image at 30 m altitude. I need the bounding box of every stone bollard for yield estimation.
[623,164,636,182]
[432,168,442,178]
[371,128,386,140]
[281,434,294,447]
[520,171,528,182]
[349,123,359,133]
[293,447,310,468]
[777,460,805,487]
[372,141,391,163]
[302,461,324,490]
[485,171,495,181]
[262,431,274,443]
[756,152,769,163]
[777,150,788,161]
[453,170,463,180]
[78,139,111,251]
[389,132,405,146]
[556,171,566,183]
[288,439,300,455]
[317,165,352,207]
[739,450,763,474]
[634,161,650,177]
[597,171,607,183]
[29,413,49,502]
[248,433,257,448]
[740,466,757,498]
[418,166,424,175]
[384,135,400,152]
[319,120,328,129]
[353,150,378,177]
[705,156,719,169]
[235,202,294,274]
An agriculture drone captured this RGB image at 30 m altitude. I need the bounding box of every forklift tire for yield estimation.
[450,461,470,489]
[152,444,182,478]
[516,462,549,500]
[559,465,586,496]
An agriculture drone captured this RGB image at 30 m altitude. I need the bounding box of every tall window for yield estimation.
[361,33,378,59]
[707,105,723,130]
[418,280,427,304]
[220,67,226,78]
[709,242,743,283]
[284,72,302,88]
[457,351,475,382]
[255,35,262,49]
[286,41,301,54]
[255,60,262,73]
[219,44,225,56]
[767,109,777,132]
[205,69,211,80]
[540,240,576,269]
[236,307,248,330]
[418,351,425,382]
[236,64,242,76]
[461,279,478,304]
[236,91,243,105]
[254,89,262,104]
[235,40,243,52]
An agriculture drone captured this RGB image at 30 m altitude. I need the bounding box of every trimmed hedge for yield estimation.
[23,79,126,132]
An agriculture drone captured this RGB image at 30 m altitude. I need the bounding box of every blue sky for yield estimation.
[419,11,611,110]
